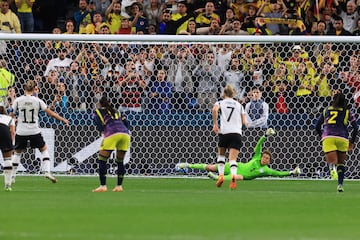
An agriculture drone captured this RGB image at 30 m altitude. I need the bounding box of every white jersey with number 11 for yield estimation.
[12,95,47,136]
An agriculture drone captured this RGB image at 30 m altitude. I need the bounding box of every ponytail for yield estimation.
[99,96,116,118]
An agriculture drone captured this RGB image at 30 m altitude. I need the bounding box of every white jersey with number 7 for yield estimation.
[216,98,245,135]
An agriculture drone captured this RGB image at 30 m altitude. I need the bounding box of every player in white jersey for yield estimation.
[212,84,248,189]
[0,105,15,191]
[11,80,69,184]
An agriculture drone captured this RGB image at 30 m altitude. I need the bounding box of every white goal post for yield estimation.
[0,34,359,179]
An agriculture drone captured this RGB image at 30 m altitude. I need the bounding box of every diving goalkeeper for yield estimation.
[176,128,301,180]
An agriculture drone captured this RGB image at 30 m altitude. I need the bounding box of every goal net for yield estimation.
[0,34,359,179]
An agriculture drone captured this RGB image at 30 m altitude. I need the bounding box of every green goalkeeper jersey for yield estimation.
[225,136,291,180]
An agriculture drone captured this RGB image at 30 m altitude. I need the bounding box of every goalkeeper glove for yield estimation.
[265,128,276,137]
[290,166,301,176]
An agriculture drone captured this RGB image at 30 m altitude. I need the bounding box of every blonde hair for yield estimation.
[223,84,236,98]
[24,80,37,92]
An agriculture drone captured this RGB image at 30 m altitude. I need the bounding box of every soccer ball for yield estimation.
[175,164,188,175]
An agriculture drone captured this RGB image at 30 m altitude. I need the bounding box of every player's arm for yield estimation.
[263,166,291,177]
[253,136,266,156]
[9,119,15,142]
[314,111,325,137]
[212,103,220,133]
[349,111,359,146]
[44,108,69,126]
[241,113,248,128]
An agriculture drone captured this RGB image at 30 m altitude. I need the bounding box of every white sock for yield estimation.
[3,157,12,186]
[11,152,21,180]
[217,155,225,175]
[229,160,238,177]
[41,150,51,174]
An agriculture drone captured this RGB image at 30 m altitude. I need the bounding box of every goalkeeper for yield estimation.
[176,128,301,180]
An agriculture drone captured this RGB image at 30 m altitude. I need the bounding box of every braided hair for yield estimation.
[99,95,117,118]
[332,91,347,109]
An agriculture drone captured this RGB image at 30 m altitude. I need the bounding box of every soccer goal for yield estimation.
[0,34,359,179]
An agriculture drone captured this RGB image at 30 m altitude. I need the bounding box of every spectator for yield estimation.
[314,61,335,110]
[162,45,196,110]
[272,80,292,114]
[197,17,221,34]
[85,11,104,34]
[164,0,177,13]
[193,50,221,111]
[158,8,200,34]
[75,43,109,81]
[50,82,68,113]
[143,0,162,26]
[315,43,339,68]
[118,59,147,113]
[239,45,255,73]
[220,56,247,103]
[148,69,173,113]
[127,2,148,33]
[257,0,288,35]
[5,86,16,114]
[0,0,21,33]
[294,62,316,112]
[116,17,135,34]
[241,3,259,34]
[171,0,192,34]
[220,18,248,35]
[0,59,14,105]
[220,7,235,25]
[334,0,359,33]
[98,22,111,33]
[313,20,327,35]
[41,69,59,105]
[185,19,197,34]
[63,19,77,34]
[247,53,268,87]
[92,0,111,18]
[148,23,157,34]
[74,0,95,33]
[15,0,34,33]
[44,48,72,78]
[352,18,360,36]
[215,43,232,72]
[64,61,87,110]
[271,62,295,92]
[195,1,220,28]
[105,0,123,34]
[245,85,269,128]
[327,15,352,36]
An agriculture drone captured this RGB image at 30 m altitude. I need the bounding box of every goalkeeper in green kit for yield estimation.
[176,128,301,181]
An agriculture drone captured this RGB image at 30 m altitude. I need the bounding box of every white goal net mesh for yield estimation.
[0,35,359,179]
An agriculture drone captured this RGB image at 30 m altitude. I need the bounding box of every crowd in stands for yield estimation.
[0,0,360,127]
[0,0,359,35]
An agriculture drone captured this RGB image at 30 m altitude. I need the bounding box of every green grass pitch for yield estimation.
[1,176,360,240]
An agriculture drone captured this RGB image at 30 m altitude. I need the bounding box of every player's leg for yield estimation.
[336,151,346,192]
[30,133,57,183]
[216,147,226,187]
[113,150,126,192]
[112,134,131,192]
[1,125,14,190]
[2,149,13,191]
[322,138,338,180]
[228,148,239,190]
[12,134,27,184]
[93,149,111,192]
[324,151,338,180]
